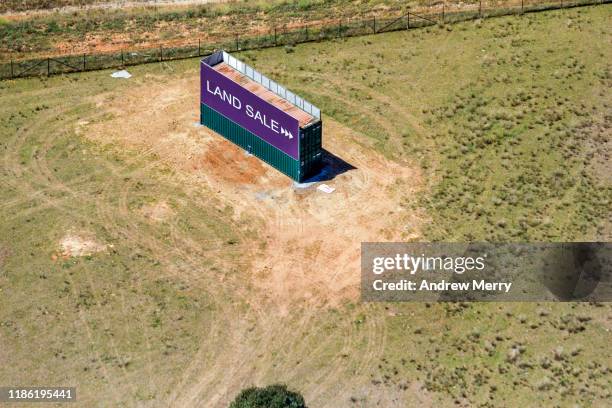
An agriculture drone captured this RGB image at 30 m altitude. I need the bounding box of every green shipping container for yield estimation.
[200,103,322,182]
[200,51,323,183]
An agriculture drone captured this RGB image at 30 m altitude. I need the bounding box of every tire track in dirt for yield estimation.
[196,123,412,407]
[30,107,146,399]
[77,73,423,407]
[80,103,280,401]
[2,109,63,207]
[157,149,346,405]
[1,106,112,216]
[85,116,255,407]
[89,149,248,406]
[247,82,416,404]
[96,157,269,408]
[0,101,132,406]
[2,80,345,407]
[77,81,298,401]
[3,93,243,404]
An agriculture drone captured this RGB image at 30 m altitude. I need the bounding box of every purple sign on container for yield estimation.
[201,61,300,160]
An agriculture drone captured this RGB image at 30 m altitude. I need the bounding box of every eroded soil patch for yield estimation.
[59,232,106,257]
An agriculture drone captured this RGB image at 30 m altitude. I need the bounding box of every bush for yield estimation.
[229,384,306,408]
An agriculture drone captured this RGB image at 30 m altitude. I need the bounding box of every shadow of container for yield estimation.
[300,149,357,183]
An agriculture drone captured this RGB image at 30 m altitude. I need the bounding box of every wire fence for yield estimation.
[0,0,608,80]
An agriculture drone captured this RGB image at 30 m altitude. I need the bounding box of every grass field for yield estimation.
[0,5,610,407]
[239,4,611,243]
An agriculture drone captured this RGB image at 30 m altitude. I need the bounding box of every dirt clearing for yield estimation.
[73,69,424,406]
[59,232,107,257]
[81,71,423,309]
[140,200,175,222]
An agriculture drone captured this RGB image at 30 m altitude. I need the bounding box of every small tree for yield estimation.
[229,384,306,408]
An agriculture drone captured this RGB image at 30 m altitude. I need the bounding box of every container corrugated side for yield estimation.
[299,120,323,179]
[201,103,302,180]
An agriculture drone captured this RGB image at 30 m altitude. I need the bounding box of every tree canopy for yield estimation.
[229,384,306,408]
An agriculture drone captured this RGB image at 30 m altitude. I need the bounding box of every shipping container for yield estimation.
[200,51,323,182]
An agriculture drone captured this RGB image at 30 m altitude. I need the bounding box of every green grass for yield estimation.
[0,5,610,407]
[235,10,612,404]
[238,4,612,242]
[0,67,249,405]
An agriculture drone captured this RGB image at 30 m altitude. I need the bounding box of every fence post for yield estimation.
[82,54,86,71]
[442,3,445,23]
[235,35,239,51]
[479,0,482,17]
[47,58,50,76]
[159,46,163,62]
[198,39,201,56]
[274,27,277,46]
[407,12,410,29]
[521,0,524,12]
[10,60,14,79]
[121,50,124,66]
[337,20,341,37]
[305,27,309,41]
[373,16,376,33]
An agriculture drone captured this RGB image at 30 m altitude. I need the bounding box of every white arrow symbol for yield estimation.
[280,127,293,139]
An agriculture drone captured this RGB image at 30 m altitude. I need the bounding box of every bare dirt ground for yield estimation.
[1,0,228,18]
[1,0,505,62]
[140,200,175,221]
[83,72,423,308]
[78,70,424,406]
[59,231,107,257]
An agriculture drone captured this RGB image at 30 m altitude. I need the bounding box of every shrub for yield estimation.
[229,384,306,408]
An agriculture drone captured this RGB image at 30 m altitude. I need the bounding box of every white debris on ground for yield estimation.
[317,184,335,194]
[110,70,132,79]
[293,181,315,189]
[59,233,107,257]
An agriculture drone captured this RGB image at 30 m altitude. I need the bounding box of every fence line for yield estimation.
[1,0,609,80]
